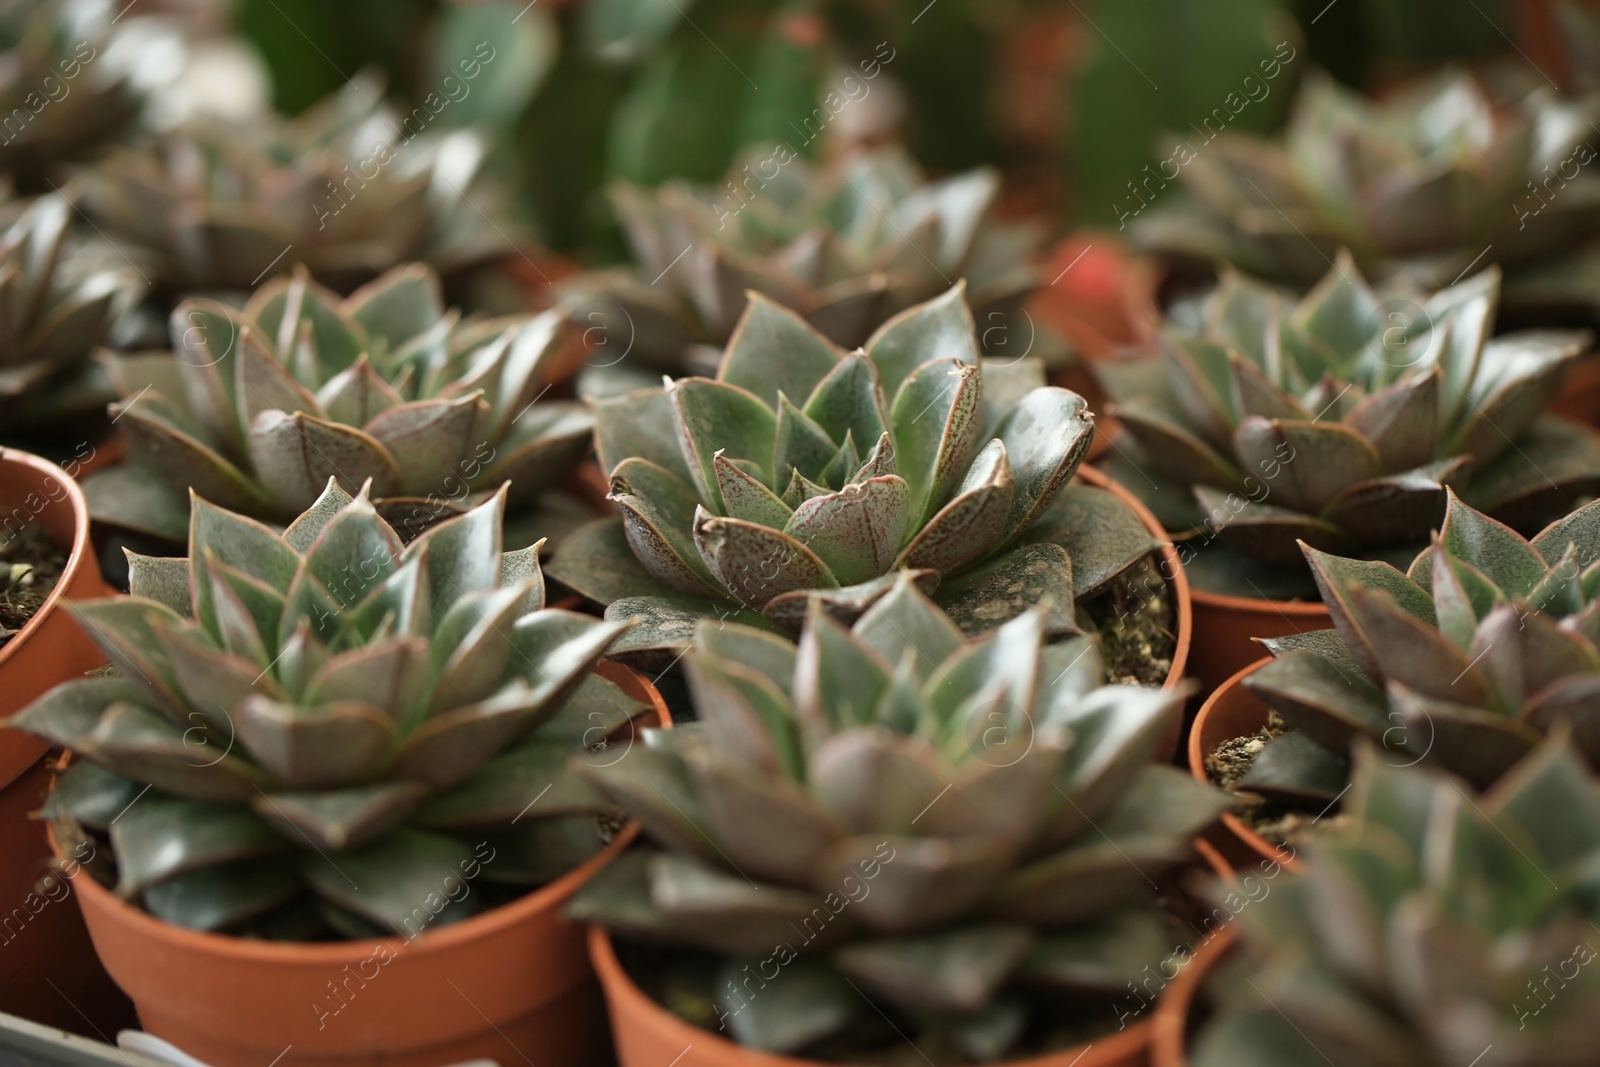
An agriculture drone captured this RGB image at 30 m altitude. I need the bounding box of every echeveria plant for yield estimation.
[1132,69,1600,310]
[1100,257,1600,599]
[549,285,1165,659]
[1238,492,1600,809]
[74,74,510,295]
[565,146,1042,388]
[0,193,142,436]
[11,481,646,938]
[571,579,1226,1060]
[83,263,591,547]
[1195,738,1600,1067]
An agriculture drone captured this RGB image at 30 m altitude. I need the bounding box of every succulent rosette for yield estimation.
[1100,256,1600,599]
[74,74,510,296]
[1236,493,1600,813]
[571,580,1226,1060]
[82,262,592,548]
[0,0,142,190]
[1195,739,1600,1067]
[0,192,142,437]
[566,146,1044,389]
[8,481,649,938]
[549,284,1165,659]
[1132,69,1600,312]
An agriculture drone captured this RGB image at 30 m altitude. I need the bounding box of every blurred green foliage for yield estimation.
[232,0,1535,256]
[1068,0,1296,227]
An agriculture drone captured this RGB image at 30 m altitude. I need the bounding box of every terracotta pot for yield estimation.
[0,448,132,1035]
[590,926,1154,1067]
[1149,926,1238,1067]
[1078,463,1194,760]
[1187,660,1301,870]
[64,432,125,482]
[1550,353,1600,427]
[59,660,669,1067]
[1185,588,1328,705]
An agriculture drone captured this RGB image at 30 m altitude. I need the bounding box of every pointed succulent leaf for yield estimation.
[683,647,800,776]
[300,829,479,936]
[234,695,394,790]
[772,392,841,486]
[851,573,965,680]
[282,478,356,554]
[897,438,1014,574]
[688,752,846,885]
[719,293,842,408]
[714,453,792,528]
[669,377,778,510]
[111,795,284,897]
[835,925,1034,1015]
[593,387,696,485]
[864,282,980,399]
[247,409,401,512]
[891,358,983,528]
[804,354,888,455]
[125,552,191,617]
[715,956,855,1055]
[992,387,1095,545]
[252,782,429,852]
[694,508,839,610]
[932,542,1075,637]
[782,476,912,586]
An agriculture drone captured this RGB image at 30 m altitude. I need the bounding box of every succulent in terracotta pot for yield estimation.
[0,193,143,440]
[1237,491,1600,813]
[1131,68,1600,313]
[571,577,1228,1061]
[547,284,1167,660]
[1098,257,1600,600]
[565,146,1044,389]
[81,262,591,548]
[73,73,511,297]
[1192,737,1600,1066]
[9,479,647,938]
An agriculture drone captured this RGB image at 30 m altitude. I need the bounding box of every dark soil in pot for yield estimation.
[1082,554,1175,688]
[0,524,65,646]
[1202,713,1345,852]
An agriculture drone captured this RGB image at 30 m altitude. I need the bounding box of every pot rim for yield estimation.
[1149,925,1238,1067]
[1188,658,1300,869]
[1077,462,1193,692]
[587,925,1156,1067]
[1186,585,1328,616]
[51,659,670,965]
[0,447,98,672]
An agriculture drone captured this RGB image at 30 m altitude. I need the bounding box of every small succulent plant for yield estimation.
[9,481,647,938]
[73,74,509,296]
[570,579,1226,1060]
[0,192,142,436]
[82,262,591,547]
[1239,492,1600,812]
[548,284,1165,660]
[1132,69,1600,310]
[1194,738,1600,1067]
[0,0,142,190]
[566,146,1043,388]
[1099,257,1600,599]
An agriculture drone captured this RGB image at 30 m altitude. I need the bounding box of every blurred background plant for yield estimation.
[0,0,1582,296]
[2,0,1597,460]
